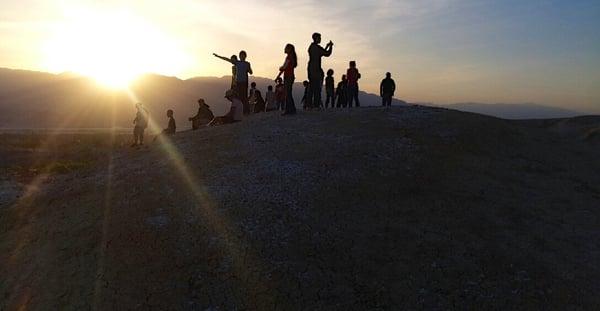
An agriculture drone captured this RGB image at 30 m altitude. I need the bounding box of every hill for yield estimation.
[1,106,599,309]
[445,102,583,119]
[0,68,407,130]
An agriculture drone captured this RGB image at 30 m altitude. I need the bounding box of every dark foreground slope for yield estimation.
[1,106,599,310]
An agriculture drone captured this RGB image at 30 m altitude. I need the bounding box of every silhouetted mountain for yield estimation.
[445,102,583,119]
[0,68,407,129]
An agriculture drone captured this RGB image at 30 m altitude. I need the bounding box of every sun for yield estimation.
[43,9,189,89]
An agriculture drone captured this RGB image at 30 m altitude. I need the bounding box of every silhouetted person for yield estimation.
[301,80,310,110]
[325,69,335,108]
[275,78,285,111]
[346,61,361,108]
[265,85,277,112]
[208,89,243,126]
[336,74,348,108]
[249,82,266,113]
[277,43,298,115]
[213,50,253,114]
[380,72,396,108]
[189,98,214,130]
[131,103,148,147]
[307,33,333,109]
[154,109,176,142]
[248,82,259,113]
[229,55,238,89]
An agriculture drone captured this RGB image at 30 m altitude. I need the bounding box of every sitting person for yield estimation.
[189,98,214,130]
[154,109,176,141]
[208,89,243,126]
[265,85,278,112]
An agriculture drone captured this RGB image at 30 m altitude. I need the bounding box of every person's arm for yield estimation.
[213,53,233,63]
[380,80,384,97]
[323,44,333,57]
[247,62,253,75]
[392,80,396,94]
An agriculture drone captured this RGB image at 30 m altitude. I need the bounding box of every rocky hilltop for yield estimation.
[1,106,599,309]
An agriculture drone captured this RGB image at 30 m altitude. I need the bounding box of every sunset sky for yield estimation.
[1,0,599,113]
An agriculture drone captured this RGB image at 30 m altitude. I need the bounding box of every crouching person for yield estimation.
[189,98,214,130]
[154,109,176,142]
[208,89,243,126]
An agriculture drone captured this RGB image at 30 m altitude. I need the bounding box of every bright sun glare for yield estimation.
[43,9,189,88]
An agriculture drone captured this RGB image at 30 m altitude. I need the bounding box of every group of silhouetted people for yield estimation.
[131,32,398,147]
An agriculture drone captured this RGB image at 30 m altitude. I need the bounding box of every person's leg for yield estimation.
[313,72,324,109]
[238,82,249,115]
[139,129,145,145]
[354,87,360,107]
[347,86,354,108]
[284,76,296,114]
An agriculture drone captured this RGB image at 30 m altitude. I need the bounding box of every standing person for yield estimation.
[131,103,148,147]
[276,43,298,115]
[324,69,335,108]
[189,98,214,130]
[380,72,396,109]
[307,33,333,110]
[265,85,278,112]
[301,80,310,110]
[346,61,361,108]
[230,55,238,89]
[213,50,253,114]
[336,74,348,108]
[248,82,259,113]
[275,78,285,111]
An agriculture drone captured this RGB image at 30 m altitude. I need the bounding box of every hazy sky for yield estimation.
[1,0,599,112]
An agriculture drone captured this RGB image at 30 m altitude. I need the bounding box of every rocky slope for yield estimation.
[1,106,599,310]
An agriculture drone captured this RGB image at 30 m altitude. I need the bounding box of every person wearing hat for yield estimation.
[189,98,215,130]
[131,103,148,147]
[208,89,243,126]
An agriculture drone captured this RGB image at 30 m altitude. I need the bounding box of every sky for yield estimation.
[1,0,599,113]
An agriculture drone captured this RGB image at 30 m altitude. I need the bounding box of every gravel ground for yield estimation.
[1,106,599,310]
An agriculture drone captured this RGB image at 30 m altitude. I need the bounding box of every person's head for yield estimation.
[136,103,143,110]
[312,32,321,44]
[327,69,334,76]
[230,55,238,62]
[349,61,356,68]
[303,80,309,87]
[342,74,347,81]
[284,43,297,68]
[386,72,391,78]
[198,98,206,106]
[225,89,236,101]
[251,82,256,89]
[276,77,282,84]
[268,85,273,91]
[239,50,247,60]
[167,109,174,117]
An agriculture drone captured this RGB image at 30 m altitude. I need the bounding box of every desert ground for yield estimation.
[1,106,599,310]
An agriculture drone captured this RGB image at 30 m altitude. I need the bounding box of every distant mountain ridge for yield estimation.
[444,102,584,119]
[0,68,407,129]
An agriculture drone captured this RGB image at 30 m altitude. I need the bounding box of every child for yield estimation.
[336,74,348,108]
[154,109,176,142]
[248,82,258,113]
[131,103,148,147]
[325,69,335,108]
[265,85,277,112]
[301,80,310,110]
[346,61,361,108]
[275,78,285,111]
[189,98,214,130]
[229,55,238,89]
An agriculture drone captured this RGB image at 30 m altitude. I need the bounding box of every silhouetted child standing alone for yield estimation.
[301,80,310,110]
[132,103,148,147]
[346,61,361,108]
[325,69,335,108]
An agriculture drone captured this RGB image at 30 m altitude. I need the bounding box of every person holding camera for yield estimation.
[307,32,333,109]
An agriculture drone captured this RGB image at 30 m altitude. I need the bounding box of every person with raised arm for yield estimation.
[276,43,298,115]
[307,33,333,110]
[213,51,253,114]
